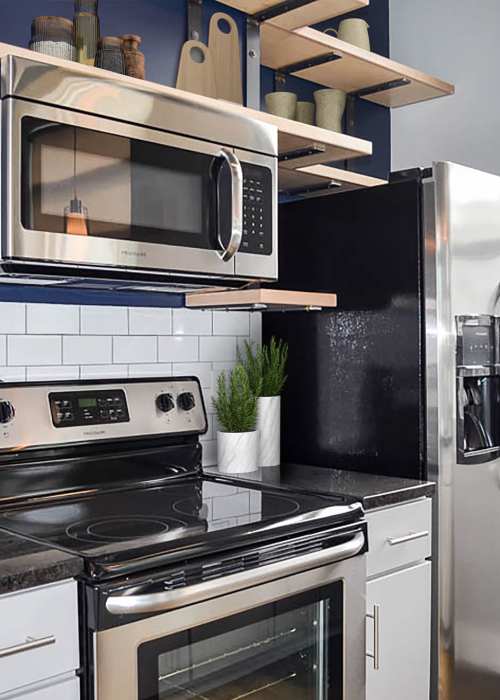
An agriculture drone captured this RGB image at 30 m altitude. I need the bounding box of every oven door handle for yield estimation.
[216,148,243,262]
[105,530,365,616]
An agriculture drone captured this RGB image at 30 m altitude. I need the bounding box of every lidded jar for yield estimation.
[29,16,76,61]
[74,0,100,66]
[95,36,125,74]
[121,34,145,80]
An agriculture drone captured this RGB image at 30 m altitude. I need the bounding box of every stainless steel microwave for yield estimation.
[0,55,278,286]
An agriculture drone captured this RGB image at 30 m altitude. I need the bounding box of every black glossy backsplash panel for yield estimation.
[264,180,426,479]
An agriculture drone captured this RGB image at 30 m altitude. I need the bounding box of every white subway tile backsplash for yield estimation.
[0,303,26,334]
[80,364,128,379]
[172,362,212,388]
[0,336,6,366]
[172,309,212,336]
[27,304,79,335]
[159,336,198,363]
[128,363,173,378]
[113,336,157,364]
[63,336,112,365]
[200,337,236,362]
[250,313,262,346]
[213,311,250,336]
[27,366,79,382]
[0,366,26,382]
[81,306,128,335]
[8,335,61,366]
[129,308,172,336]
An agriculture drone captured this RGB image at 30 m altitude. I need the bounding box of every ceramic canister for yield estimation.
[314,88,347,132]
[257,396,281,467]
[295,101,315,125]
[265,91,298,120]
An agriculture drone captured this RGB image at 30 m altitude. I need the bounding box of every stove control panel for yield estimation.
[0,378,207,451]
[49,390,130,428]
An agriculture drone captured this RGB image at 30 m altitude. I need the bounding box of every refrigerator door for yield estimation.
[433,161,500,699]
[264,179,426,479]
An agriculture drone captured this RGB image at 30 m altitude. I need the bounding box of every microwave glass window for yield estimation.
[21,117,213,249]
[138,583,343,700]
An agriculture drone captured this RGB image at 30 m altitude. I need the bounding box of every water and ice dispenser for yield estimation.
[456,315,500,463]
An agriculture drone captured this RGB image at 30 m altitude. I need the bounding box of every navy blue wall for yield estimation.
[0,0,390,304]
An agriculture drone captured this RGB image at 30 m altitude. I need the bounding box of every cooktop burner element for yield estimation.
[66,515,188,544]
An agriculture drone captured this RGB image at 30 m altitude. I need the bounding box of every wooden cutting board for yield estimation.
[208,12,243,104]
[176,40,217,98]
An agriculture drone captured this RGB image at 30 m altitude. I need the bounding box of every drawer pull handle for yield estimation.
[387,530,429,546]
[366,604,380,670]
[0,635,56,658]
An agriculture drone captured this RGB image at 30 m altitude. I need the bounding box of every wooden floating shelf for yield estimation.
[261,25,455,108]
[247,109,372,165]
[218,0,369,30]
[279,164,387,194]
[186,288,338,311]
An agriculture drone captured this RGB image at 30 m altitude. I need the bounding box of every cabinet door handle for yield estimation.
[0,635,56,658]
[387,530,429,546]
[366,604,380,670]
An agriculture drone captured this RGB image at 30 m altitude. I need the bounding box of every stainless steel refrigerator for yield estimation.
[264,161,500,699]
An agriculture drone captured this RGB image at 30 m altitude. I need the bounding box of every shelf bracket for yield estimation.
[278,51,343,76]
[252,0,324,23]
[246,18,261,109]
[187,0,203,41]
[349,77,411,98]
[278,143,326,163]
[282,180,343,199]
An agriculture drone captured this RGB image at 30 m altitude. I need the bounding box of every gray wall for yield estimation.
[390,0,500,175]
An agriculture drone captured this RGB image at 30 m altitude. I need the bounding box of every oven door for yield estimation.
[93,530,366,700]
[2,98,275,280]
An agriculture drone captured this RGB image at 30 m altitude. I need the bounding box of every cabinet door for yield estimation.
[3,677,79,699]
[366,562,431,700]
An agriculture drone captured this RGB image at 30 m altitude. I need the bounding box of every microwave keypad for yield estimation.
[241,166,272,255]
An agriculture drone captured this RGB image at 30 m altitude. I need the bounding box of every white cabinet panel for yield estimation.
[3,677,79,699]
[0,581,79,695]
[366,499,432,577]
[366,561,431,700]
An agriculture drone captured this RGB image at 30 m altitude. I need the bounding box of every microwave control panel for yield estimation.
[49,390,130,428]
[242,163,273,256]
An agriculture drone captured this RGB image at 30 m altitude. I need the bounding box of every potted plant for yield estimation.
[239,337,288,467]
[213,363,258,474]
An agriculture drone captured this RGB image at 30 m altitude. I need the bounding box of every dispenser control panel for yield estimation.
[456,315,495,367]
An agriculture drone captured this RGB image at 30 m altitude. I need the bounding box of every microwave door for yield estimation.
[3,98,237,278]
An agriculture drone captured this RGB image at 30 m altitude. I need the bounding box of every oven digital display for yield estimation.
[49,390,130,428]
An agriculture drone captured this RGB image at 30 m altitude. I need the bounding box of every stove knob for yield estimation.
[177,392,195,411]
[0,400,15,424]
[156,393,175,413]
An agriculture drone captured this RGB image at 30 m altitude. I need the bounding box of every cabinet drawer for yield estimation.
[3,677,80,700]
[0,581,79,695]
[366,499,432,577]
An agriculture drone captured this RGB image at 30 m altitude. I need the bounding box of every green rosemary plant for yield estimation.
[238,337,288,398]
[213,364,258,433]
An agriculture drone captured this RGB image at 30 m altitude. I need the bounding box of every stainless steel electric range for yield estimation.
[0,378,367,700]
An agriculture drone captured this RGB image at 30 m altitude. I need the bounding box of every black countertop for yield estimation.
[0,530,83,595]
[205,463,435,510]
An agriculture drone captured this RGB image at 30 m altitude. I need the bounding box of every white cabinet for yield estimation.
[366,498,432,700]
[366,562,432,700]
[2,677,80,700]
[0,580,79,697]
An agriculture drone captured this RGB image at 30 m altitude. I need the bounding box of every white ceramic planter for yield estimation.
[257,396,281,467]
[217,430,258,474]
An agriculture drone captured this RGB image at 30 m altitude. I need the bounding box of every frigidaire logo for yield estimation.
[121,250,147,258]
[84,430,106,436]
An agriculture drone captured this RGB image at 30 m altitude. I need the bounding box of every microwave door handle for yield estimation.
[217,148,243,262]
[105,530,365,616]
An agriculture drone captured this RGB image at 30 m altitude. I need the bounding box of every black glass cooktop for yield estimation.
[0,476,362,579]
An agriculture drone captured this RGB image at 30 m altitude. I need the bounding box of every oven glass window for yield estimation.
[138,583,343,700]
[21,117,218,249]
